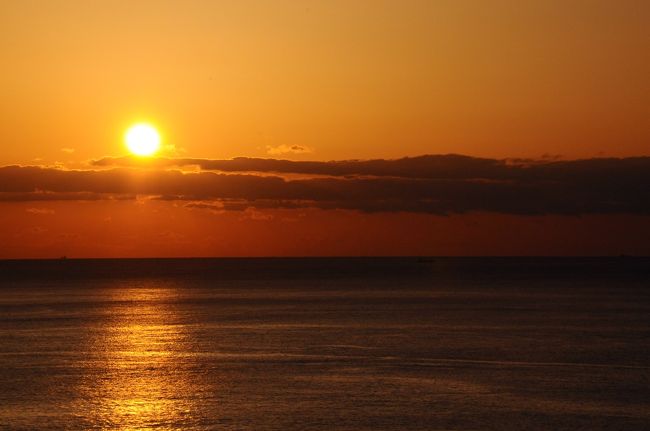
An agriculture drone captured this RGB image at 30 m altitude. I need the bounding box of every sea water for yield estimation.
[0,258,648,430]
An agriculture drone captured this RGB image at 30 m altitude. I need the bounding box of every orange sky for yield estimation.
[2,201,649,258]
[1,0,648,164]
[1,1,649,257]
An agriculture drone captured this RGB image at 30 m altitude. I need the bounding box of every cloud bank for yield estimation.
[2,154,650,215]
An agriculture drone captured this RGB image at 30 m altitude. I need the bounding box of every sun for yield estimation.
[125,123,161,156]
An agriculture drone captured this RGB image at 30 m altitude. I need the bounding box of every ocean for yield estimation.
[0,257,648,430]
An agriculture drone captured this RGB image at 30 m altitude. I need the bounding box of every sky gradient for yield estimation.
[1,0,648,257]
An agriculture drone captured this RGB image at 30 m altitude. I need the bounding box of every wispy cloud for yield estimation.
[266,144,313,155]
[26,207,55,215]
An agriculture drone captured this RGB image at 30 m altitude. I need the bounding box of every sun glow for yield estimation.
[125,124,161,156]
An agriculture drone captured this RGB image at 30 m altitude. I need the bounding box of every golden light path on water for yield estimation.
[76,284,199,430]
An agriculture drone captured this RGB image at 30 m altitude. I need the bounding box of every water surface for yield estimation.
[1,258,649,430]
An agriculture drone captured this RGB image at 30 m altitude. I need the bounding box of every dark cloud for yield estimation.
[0,191,135,202]
[91,154,650,184]
[92,154,512,179]
[4,155,650,215]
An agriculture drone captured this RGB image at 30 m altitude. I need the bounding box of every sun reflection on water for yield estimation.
[77,284,200,430]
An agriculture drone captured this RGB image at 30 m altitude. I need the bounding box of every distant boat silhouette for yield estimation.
[60,255,68,260]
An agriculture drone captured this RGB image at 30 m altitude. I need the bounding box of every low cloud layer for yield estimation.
[3,154,650,215]
[91,154,650,182]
